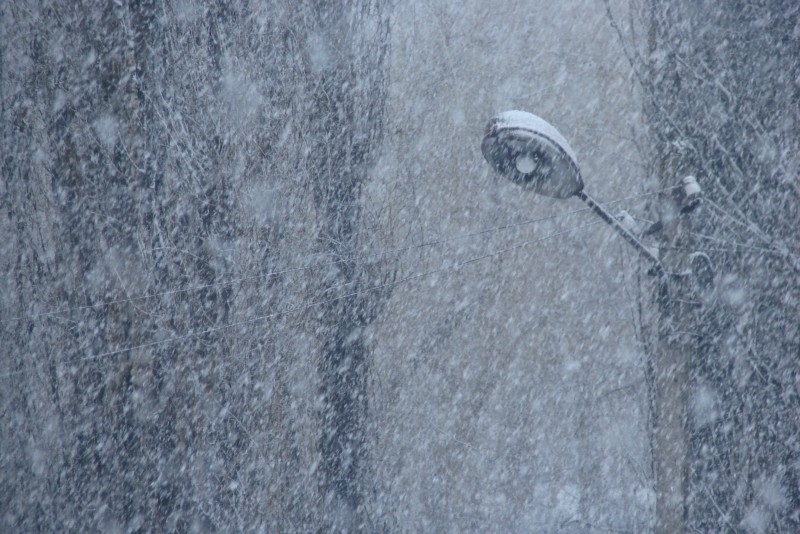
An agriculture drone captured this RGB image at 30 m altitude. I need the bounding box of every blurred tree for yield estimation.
[1,1,389,530]
[301,1,391,529]
[624,1,800,530]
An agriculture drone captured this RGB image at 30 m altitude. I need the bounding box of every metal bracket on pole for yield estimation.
[575,190,666,279]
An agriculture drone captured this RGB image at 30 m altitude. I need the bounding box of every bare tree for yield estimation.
[300,1,391,529]
[1,1,389,530]
[615,1,800,530]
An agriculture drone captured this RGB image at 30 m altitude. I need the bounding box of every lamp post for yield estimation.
[481,110,694,532]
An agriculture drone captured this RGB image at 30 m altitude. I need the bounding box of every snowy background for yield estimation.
[2,1,798,532]
[369,1,651,530]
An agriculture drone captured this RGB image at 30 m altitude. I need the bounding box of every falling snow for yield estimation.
[2,1,798,532]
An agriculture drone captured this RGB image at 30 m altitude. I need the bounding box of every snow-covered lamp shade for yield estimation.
[481,110,583,199]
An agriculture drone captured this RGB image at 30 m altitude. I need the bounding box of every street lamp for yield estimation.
[481,110,665,277]
[483,110,709,532]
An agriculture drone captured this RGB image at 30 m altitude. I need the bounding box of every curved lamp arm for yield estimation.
[481,110,666,278]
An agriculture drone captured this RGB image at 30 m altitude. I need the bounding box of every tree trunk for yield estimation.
[638,1,800,530]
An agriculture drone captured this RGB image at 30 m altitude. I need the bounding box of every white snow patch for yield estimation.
[692,384,720,428]
[307,31,332,73]
[93,114,119,148]
[173,0,203,23]
[555,484,580,517]
[721,273,748,307]
[741,506,770,533]
[220,66,263,129]
[755,477,786,511]
[491,110,578,164]
[52,89,67,113]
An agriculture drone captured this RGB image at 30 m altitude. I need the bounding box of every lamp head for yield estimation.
[481,110,583,199]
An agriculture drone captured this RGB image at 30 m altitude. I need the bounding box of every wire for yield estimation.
[687,232,782,255]
[0,218,608,379]
[703,198,772,244]
[1,187,670,325]
[703,199,800,272]
[3,212,577,325]
[622,207,793,258]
